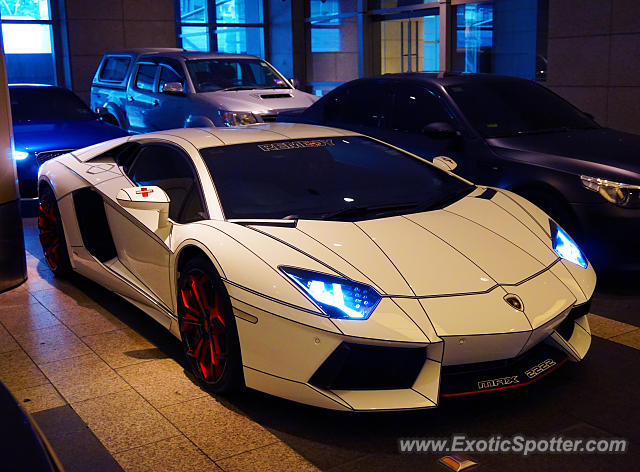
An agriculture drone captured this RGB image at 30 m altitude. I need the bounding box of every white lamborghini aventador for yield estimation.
[37,123,595,411]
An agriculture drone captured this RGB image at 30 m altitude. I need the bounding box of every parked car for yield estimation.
[37,123,594,410]
[283,73,640,270]
[90,48,317,133]
[10,84,128,201]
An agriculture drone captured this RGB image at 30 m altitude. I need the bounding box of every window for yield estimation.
[324,83,392,128]
[200,136,472,220]
[0,0,57,84]
[176,0,265,57]
[391,86,452,133]
[9,86,94,122]
[186,58,288,92]
[127,144,206,223]
[99,56,131,82]
[134,64,158,92]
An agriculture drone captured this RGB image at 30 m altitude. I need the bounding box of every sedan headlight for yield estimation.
[12,150,29,160]
[580,175,640,208]
[280,266,382,320]
[221,111,258,126]
[550,220,587,268]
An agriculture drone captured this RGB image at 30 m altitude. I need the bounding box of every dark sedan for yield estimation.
[284,73,640,271]
[10,84,128,201]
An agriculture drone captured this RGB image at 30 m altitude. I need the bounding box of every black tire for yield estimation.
[38,185,72,277]
[177,256,244,394]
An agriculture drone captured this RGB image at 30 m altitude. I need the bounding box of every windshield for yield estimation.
[446,81,599,138]
[201,136,474,220]
[186,58,289,93]
[9,87,95,122]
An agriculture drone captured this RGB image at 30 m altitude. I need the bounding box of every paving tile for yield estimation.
[114,434,217,472]
[82,328,166,369]
[72,388,178,454]
[13,324,91,365]
[160,396,277,461]
[13,383,66,413]
[588,313,638,339]
[0,323,19,353]
[0,302,61,335]
[216,441,321,472]
[51,305,127,337]
[40,353,130,403]
[32,287,97,312]
[610,329,640,350]
[116,358,206,409]
[0,348,49,391]
[0,288,40,307]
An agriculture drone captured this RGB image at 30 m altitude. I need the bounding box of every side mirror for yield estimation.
[288,78,301,89]
[116,186,170,230]
[161,82,184,95]
[432,155,458,172]
[422,122,459,139]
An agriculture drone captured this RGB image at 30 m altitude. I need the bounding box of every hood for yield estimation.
[13,119,128,153]
[195,88,318,114]
[487,128,640,183]
[254,193,558,297]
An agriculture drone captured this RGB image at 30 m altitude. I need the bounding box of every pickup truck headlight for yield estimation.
[280,266,382,320]
[221,111,258,126]
[550,220,588,268]
[580,175,640,208]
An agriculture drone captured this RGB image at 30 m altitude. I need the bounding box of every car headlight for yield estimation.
[12,150,29,160]
[550,220,587,268]
[580,175,640,208]
[280,266,382,320]
[221,111,258,126]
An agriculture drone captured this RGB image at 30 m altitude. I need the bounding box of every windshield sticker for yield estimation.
[258,139,335,152]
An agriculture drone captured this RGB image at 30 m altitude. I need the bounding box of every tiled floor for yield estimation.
[0,218,638,471]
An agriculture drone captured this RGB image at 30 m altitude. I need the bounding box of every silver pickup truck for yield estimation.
[90,48,317,133]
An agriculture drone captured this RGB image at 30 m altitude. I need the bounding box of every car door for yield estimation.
[104,143,207,312]
[126,63,160,133]
[149,59,188,130]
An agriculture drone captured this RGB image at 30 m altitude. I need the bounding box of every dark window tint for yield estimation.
[200,136,473,220]
[446,80,598,138]
[9,86,94,122]
[323,83,391,128]
[159,66,184,91]
[391,86,453,133]
[127,144,205,223]
[134,64,157,91]
[99,56,131,82]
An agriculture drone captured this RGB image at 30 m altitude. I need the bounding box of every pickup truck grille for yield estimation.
[35,149,74,166]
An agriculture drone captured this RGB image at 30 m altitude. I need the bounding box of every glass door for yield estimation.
[379,11,439,74]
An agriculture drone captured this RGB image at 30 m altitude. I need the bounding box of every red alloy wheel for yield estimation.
[38,194,61,271]
[179,271,228,384]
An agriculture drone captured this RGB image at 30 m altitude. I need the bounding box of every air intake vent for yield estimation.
[35,149,74,166]
[260,114,278,122]
[260,93,292,99]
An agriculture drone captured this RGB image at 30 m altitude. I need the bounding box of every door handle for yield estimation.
[152,99,159,107]
[128,96,134,102]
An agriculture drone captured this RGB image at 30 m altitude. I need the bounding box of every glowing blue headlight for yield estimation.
[550,221,587,269]
[13,150,29,161]
[280,267,381,320]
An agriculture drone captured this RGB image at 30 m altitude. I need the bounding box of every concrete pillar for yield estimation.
[0,35,27,292]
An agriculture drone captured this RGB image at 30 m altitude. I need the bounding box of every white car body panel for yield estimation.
[37,123,597,411]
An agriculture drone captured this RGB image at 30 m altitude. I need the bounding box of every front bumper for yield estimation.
[232,293,592,412]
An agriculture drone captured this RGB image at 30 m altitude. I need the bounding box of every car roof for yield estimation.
[103,48,261,61]
[129,123,358,149]
[8,83,58,89]
[351,72,532,87]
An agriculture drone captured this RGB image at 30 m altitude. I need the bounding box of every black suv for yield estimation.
[284,73,640,271]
